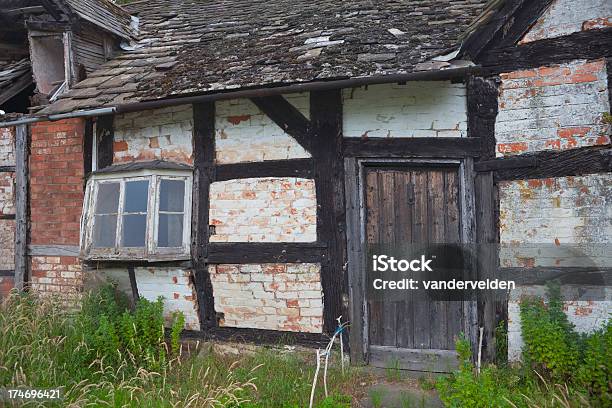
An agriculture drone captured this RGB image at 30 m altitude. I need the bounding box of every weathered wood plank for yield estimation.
[206,243,326,264]
[14,124,28,291]
[214,158,314,181]
[0,214,15,220]
[95,115,114,169]
[343,137,482,158]
[192,102,217,329]
[310,89,347,334]
[83,119,93,178]
[250,95,312,153]
[127,265,139,309]
[182,326,328,348]
[0,166,16,172]
[369,345,459,373]
[344,157,365,362]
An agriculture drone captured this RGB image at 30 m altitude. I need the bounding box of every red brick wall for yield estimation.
[29,119,85,296]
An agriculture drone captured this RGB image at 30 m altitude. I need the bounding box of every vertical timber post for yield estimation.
[310,89,348,334]
[192,102,217,329]
[96,115,114,169]
[14,124,29,291]
[468,76,501,362]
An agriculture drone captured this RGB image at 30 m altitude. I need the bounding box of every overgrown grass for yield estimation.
[0,286,370,407]
[436,282,611,408]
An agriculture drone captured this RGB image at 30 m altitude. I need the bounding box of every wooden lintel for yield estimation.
[0,214,16,220]
[192,102,217,329]
[206,242,326,264]
[479,28,612,73]
[492,146,611,181]
[474,156,538,172]
[250,95,312,153]
[343,137,482,158]
[0,166,16,173]
[214,158,314,181]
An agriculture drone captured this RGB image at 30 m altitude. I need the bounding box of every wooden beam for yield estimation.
[95,115,114,169]
[206,242,326,264]
[468,74,501,362]
[491,146,611,181]
[181,326,328,348]
[0,270,14,277]
[343,137,482,158]
[0,166,16,173]
[250,95,312,153]
[214,158,314,181]
[0,214,15,220]
[310,89,347,334]
[479,28,612,73]
[192,102,217,329]
[14,124,28,292]
[474,155,537,172]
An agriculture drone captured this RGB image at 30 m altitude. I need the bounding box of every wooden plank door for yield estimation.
[364,165,463,372]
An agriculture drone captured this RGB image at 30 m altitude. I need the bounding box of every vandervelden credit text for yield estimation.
[370,254,515,291]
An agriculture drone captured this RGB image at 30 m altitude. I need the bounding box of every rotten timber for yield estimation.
[95,115,114,169]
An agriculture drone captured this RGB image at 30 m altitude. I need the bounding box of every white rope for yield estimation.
[309,349,322,408]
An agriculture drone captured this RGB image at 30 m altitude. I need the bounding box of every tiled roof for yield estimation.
[42,0,489,114]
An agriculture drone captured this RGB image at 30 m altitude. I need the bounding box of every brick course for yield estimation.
[500,174,612,360]
[215,94,310,164]
[496,59,610,156]
[30,119,85,247]
[520,0,612,43]
[209,177,317,242]
[30,256,83,299]
[209,263,323,333]
[0,126,15,297]
[113,104,193,164]
[342,82,468,138]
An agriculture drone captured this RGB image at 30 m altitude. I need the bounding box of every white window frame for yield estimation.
[81,168,192,261]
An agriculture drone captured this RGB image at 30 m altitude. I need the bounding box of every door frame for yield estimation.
[344,156,478,366]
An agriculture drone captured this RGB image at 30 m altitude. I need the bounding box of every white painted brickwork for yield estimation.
[215,94,310,164]
[99,266,200,330]
[521,0,612,43]
[209,177,317,242]
[0,127,14,272]
[500,174,612,361]
[209,263,323,333]
[496,59,610,156]
[342,82,467,138]
[113,104,194,164]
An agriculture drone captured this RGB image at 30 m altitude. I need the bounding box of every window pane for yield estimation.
[158,214,183,247]
[159,179,185,212]
[122,214,147,247]
[95,183,120,214]
[93,214,117,247]
[124,180,149,213]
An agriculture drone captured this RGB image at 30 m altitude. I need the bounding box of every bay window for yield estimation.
[82,166,192,261]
